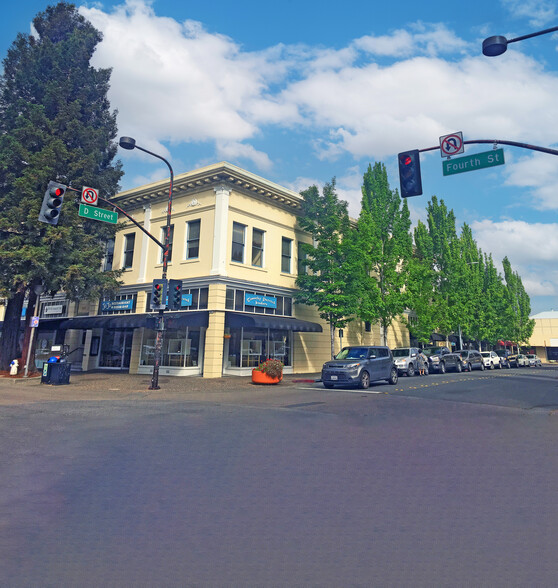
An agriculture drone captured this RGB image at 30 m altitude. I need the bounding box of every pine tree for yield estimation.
[0,2,123,371]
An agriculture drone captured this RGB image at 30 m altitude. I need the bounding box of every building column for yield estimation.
[211,186,230,276]
[202,283,227,378]
[138,204,151,283]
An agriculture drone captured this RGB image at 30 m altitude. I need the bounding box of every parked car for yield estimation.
[517,353,530,367]
[507,354,519,368]
[421,345,462,373]
[481,351,500,369]
[321,346,398,389]
[455,349,485,371]
[494,349,512,368]
[392,347,423,376]
[526,354,542,367]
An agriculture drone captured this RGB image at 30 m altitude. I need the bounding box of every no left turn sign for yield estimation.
[81,186,99,206]
[440,132,464,157]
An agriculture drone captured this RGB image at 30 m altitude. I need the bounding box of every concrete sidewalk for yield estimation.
[0,371,321,405]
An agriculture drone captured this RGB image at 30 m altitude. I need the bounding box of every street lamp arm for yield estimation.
[507,25,558,45]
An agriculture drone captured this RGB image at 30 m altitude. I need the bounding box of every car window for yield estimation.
[377,348,389,357]
[336,347,367,360]
[392,349,410,357]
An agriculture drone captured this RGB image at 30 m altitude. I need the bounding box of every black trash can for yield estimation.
[41,361,72,385]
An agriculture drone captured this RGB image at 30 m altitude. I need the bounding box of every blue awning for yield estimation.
[59,311,208,330]
[225,311,322,332]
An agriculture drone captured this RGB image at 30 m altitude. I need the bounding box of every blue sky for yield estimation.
[3,0,558,314]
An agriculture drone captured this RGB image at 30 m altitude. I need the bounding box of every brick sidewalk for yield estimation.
[0,371,321,405]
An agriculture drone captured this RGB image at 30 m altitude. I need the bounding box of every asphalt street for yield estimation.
[1,368,558,587]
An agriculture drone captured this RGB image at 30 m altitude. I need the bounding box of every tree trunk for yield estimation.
[330,322,335,359]
[0,289,25,371]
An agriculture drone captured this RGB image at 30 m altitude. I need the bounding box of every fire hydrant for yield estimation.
[9,359,19,376]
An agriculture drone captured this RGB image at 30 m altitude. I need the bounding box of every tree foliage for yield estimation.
[295,179,360,358]
[0,2,123,369]
[357,162,412,345]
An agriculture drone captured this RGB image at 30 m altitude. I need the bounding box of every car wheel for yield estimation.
[323,383,334,389]
[388,367,398,385]
[456,362,462,373]
[407,363,415,377]
[439,362,446,374]
[498,362,502,369]
[490,362,495,370]
[359,371,370,389]
[467,363,472,372]
[480,362,485,371]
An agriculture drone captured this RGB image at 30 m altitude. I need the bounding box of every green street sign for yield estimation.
[78,203,118,224]
[442,148,505,176]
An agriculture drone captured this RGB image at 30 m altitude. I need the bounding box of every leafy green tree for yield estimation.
[405,220,440,344]
[296,179,360,358]
[0,2,123,371]
[502,257,535,349]
[357,162,412,345]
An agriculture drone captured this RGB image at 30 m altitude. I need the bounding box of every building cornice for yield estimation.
[113,161,303,213]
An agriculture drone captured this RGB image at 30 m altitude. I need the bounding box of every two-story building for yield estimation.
[26,161,410,377]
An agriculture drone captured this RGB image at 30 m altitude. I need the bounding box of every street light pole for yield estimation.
[119,137,174,390]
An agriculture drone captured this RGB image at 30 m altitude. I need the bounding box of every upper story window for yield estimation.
[123,233,135,270]
[252,228,264,267]
[232,222,246,263]
[186,219,200,259]
[281,237,292,273]
[159,224,174,263]
[104,238,115,272]
[225,287,293,316]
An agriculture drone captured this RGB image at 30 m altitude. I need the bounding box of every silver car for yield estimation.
[321,346,398,389]
[392,347,422,377]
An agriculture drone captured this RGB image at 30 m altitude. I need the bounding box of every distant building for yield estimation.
[529,310,558,362]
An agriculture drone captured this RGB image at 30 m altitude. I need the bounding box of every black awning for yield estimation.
[59,311,208,330]
[225,311,322,332]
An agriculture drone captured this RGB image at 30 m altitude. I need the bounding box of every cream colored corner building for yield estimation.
[31,162,410,377]
[528,311,558,362]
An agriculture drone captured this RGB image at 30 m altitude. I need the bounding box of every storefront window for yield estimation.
[226,327,291,368]
[140,327,201,367]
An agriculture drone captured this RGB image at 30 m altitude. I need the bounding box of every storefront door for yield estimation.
[99,329,133,369]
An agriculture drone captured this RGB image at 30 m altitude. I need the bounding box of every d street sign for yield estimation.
[78,203,118,224]
[442,148,505,176]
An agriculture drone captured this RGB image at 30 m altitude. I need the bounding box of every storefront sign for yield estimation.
[244,294,277,308]
[44,304,64,315]
[101,299,134,312]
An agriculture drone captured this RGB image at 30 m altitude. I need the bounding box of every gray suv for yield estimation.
[321,346,398,389]
[392,347,422,377]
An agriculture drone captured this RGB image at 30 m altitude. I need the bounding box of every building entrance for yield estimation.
[99,329,133,369]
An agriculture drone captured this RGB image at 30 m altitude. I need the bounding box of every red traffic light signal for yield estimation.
[151,279,168,310]
[39,181,67,225]
[168,279,183,310]
[398,150,423,198]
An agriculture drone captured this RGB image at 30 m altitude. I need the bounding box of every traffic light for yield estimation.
[168,279,183,310]
[39,181,66,225]
[150,278,167,310]
[398,150,423,198]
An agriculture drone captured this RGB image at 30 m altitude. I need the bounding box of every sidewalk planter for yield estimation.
[251,359,284,385]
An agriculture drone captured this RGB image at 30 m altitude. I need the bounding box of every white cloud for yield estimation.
[502,0,557,27]
[503,152,558,210]
[472,219,558,297]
